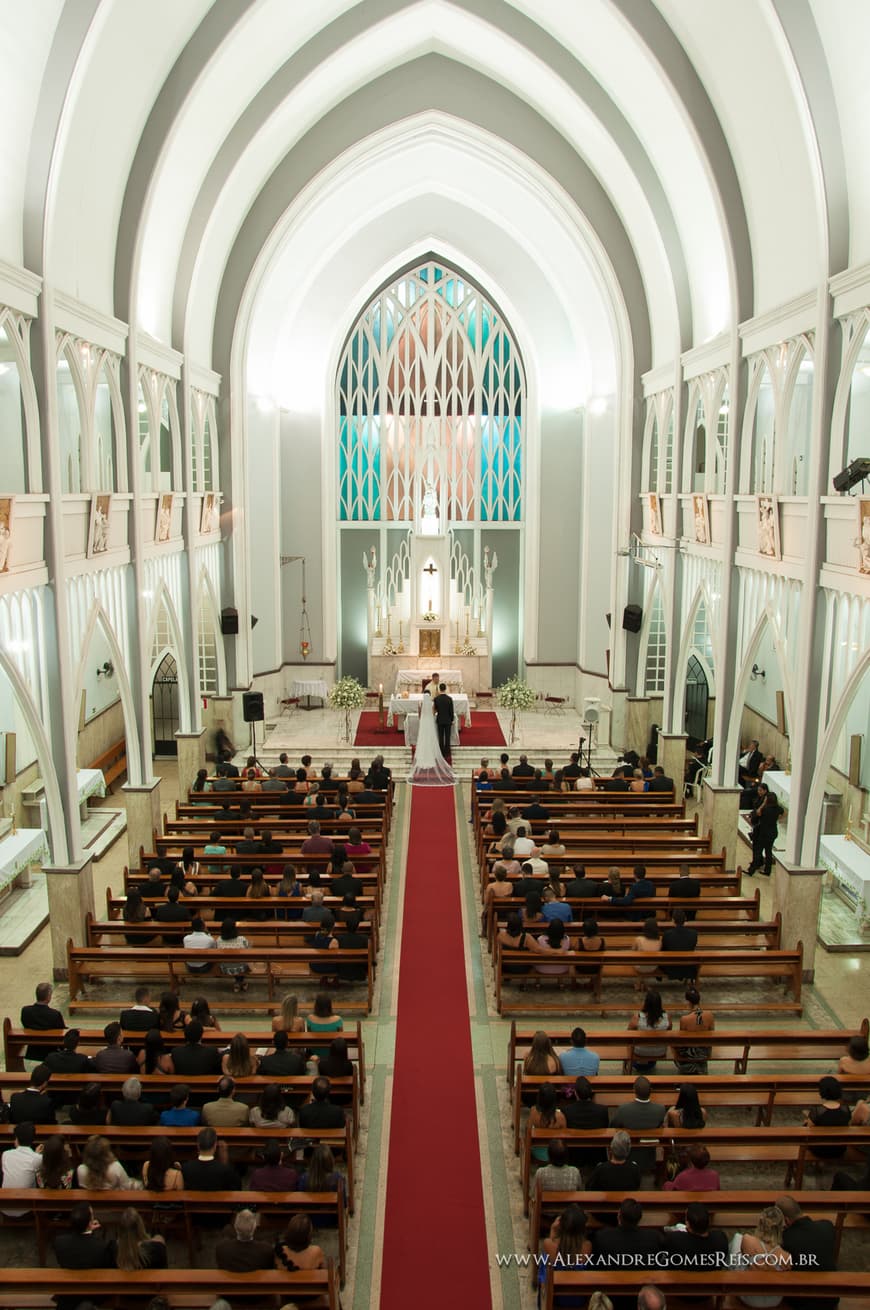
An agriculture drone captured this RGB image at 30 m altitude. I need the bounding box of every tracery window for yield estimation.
[337,259,524,523]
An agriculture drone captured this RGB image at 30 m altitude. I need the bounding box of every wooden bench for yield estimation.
[506,1018,870,1085]
[90,737,127,792]
[543,1268,870,1309]
[481,855,738,897]
[66,939,376,1013]
[3,1017,367,1098]
[0,1069,360,1145]
[487,911,780,957]
[495,945,804,1015]
[86,911,380,958]
[148,838,388,884]
[0,1120,354,1221]
[127,859,385,908]
[0,1262,338,1308]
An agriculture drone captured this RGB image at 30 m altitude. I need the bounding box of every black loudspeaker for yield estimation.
[605,612,612,630]
[242,691,264,723]
[220,608,239,636]
[622,604,643,633]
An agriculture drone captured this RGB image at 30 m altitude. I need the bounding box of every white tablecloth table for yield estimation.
[291,679,329,704]
[0,828,49,894]
[78,768,107,806]
[819,834,870,928]
[394,669,465,693]
[388,693,471,729]
[763,771,792,807]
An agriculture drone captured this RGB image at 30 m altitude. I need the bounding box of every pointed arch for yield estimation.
[196,568,227,696]
[71,603,143,785]
[89,351,126,493]
[56,337,88,493]
[0,307,41,492]
[637,574,667,697]
[724,606,794,777]
[0,650,68,864]
[671,582,717,735]
[802,650,870,865]
[144,580,192,734]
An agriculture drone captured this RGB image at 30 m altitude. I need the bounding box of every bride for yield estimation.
[409,689,455,787]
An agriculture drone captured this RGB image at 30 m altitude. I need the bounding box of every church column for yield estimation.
[178,363,206,746]
[701,782,741,872]
[658,732,687,796]
[626,696,653,756]
[772,857,825,982]
[123,781,162,871]
[45,856,95,980]
[175,730,207,790]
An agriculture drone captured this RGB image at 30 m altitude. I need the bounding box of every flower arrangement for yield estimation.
[328,676,367,741]
[496,676,537,743]
[422,611,438,623]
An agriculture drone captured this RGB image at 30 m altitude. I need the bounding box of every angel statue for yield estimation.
[362,545,377,587]
[483,546,499,589]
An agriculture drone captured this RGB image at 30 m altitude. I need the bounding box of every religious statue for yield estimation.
[421,481,440,534]
[483,545,498,589]
[757,496,777,558]
[363,545,377,587]
[0,497,12,574]
[859,505,870,575]
[90,495,111,555]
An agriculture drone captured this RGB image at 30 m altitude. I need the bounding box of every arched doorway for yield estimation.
[151,653,179,756]
[685,655,709,742]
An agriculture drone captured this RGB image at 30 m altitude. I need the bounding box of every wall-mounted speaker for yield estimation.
[242,691,264,723]
[220,608,239,636]
[622,604,643,633]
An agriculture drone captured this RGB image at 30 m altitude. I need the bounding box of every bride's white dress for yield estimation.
[408,690,456,787]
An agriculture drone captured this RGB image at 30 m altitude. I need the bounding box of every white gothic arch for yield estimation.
[671,582,718,732]
[724,605,794,777]
[71,602,144,785]
[144,580,193,733]
[802,649,870,865]
[0,650,68,864]
[197,569,228,696]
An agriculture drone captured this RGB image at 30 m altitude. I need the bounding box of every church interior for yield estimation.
[0,1,870,1306]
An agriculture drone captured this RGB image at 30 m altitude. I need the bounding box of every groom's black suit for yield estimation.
[433,691,455,759]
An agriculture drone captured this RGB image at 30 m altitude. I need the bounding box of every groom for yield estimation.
[434,682,455,759]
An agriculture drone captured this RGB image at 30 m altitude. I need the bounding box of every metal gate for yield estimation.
[684,654,709,742]
[151,652,179,756]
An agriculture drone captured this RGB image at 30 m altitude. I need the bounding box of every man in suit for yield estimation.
[647,765,674,793]
[54,1202,117,1273]
[259,1030,307,1077]
[181,1127,242,1191]
[107,1076,158,1126]
[739,739,764,785]
[153,884,191,943]
[592,1197,662,1269]
[21,982,66,1061]
[602,864,655,918]
[611,1076,667,1174]
[169,1020,222,1077]
[564,866,601,899]
[511,754,535,779]
[9,1065,55,1124]
[45,1029,96,1075]
[332,862,364,900]
[93,1022,137,1073]
[562,752,582,779]
[433,683,455,759]
[213,869,248,901]
[210,763,237,792]
[119,986,160,1032]
[299,1076,347,1129]
[661,907,698,980]
[668,863,701,920]
[777,1195,838,1309]
[235,826,259,853]
[202,1077,250,1127]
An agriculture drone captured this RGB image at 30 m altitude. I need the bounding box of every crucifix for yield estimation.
[423,559,437,613]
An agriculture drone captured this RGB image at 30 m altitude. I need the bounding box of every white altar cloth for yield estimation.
[78,768,107,805]
[0,828,49,894]
[388,693,471,728]
[291,679,329,701]
[819,835,870,927]
[764,772,792,807]
[394,669,465,692]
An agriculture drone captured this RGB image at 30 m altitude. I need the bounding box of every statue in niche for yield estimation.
[421,482,440,534]
[362,545,377,587]
[483,546,498,589]
[0,497,13,573]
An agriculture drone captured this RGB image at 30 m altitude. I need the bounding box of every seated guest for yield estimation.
[730,1204,791,1306]
[183,916,216,969]
[627,991,671,1072]
[172,1020,221,1076]
[21,981,66,1062]
[181,1127,242,1190]
[668,862,701,919]
[675,987,715,1075]
[540,1205,591,1283]
[521,798,550,823]
[108,1076,158,1126]
[241,766,261,792]
[212,867,247,902]
[142,1137,183,1191]
[94,1027,141,1075]
[481,862,514,933]
[274,1213,327,1271]
[512,753,535,779]
[69,1083,104,1125]
[168,864,196,898]
[336,910,369,982]
[663,1144,720,1191]
[235,826,259,854]
[532,1138,581,1195]
[299,1143,347,1204]
[528,1085,567,1164]
[116,1207,167,1271]
[138,1029,175,1077]
[776,1194,838,1306]
[803,1076,851,1158]
[246,867,275,920]
[153,884,191,943]
[189,996,221,1031]
[319,1037,354,1080]
[120,986,160,1032]
[306,993,344,1058]
[523,1031,562,1075]
[250,1083,296,1128]
[272,992,306,1035]
[202,1076,250,1128]
[1,1122,43,1216]
[332,861,364,899]
[260,1029,307,1077]
[662,1202,728,1259]
[216,918,251,992]
[559,1027,601,1077]
[562,752,582,779]
[540,829,565,855]
[345,825,374,870]
[532,919,572,980]
[665,1083,707,1129]
[302,889,330,925]
[541,885,572,924]
[216,1208,275,1272]
[222,1032,259,1079]
[76,1135,141,1190]
[563,1076,609,1168]
[601,864,655,918]
[513,825,538,858]
[564,866,601,899]
[249,1139,299,1192]
[586,1130,642,1192]
[9,1065,55,1124]
[310,912,340,982]
[611,1076,666,1175]
[122,889,155,945]
[838,1034,870,1078]
[661,907,698,980]
[36,1135,73,1191]
[45,1028,96,1074]
[298,1076,346,1129]
[140,865,167,899]
[54,1201,117,1273]
[631,917,663,983]
[157,991,186,1031]
[159,1083,200,1126]
[592,1197,662,1268]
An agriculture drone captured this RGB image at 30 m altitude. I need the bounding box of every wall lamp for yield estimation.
[96,661,115,679]
[750,663,766,682]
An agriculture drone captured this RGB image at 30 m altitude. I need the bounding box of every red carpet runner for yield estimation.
[354,709,506,748]
[379,787,492,1310]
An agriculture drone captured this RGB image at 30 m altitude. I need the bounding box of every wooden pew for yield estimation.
[3,1017,367,1101]
[66,940,375,1014]
[148,839,388,884]
[512,1071,870,1155]
[86,912,380,959]
[0,1262,338,1308]
[487,911,780,957]
[506,1018,869,1085]
[126,860,384,907]
[0,1069,360,1145]
[543,1268,870,1309]
[89,737,127,792]
[481,855,738,897]
[522,1124,869,1207]
[0,1121,355,1216]
[495,944,804,1015]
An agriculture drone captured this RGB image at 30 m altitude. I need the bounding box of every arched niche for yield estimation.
[645,411,660,493]
[56,341,86,494]
[137,377,152,482]
[845,322,870,468]
[803,653,870,865]
[145,583,192,741]
[70,604,143,786]
[747,358,776,494]
[672,586,717,754]
[782,342,813,496]
[91,356,124,492]
[0,313,38,493]
[725,609,793,782]
[0,653,68,863]
[196,570,227,696]
[638,578,667,697]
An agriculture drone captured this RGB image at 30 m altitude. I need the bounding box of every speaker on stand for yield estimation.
[580,705,600,775]
[242,691,265,767]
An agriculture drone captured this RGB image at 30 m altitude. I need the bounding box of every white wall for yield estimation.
[742,625,787,728]
[246,398,281,674]
[81,621,121,723]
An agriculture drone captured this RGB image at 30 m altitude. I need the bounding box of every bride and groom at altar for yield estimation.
[409,673,456,787]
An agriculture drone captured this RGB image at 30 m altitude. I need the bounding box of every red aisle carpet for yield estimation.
[354,709,506,748]
[379,788,492,1310]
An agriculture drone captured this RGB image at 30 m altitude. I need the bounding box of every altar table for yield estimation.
[0,828,49,895]
[819,834,870,929]
[394,669,465,693]
[291,679,329,707]
[388,693,471,730]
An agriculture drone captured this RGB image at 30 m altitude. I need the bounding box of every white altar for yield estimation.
[763,771,791,808]
[0,828,49,896]
[819,834,870,929]
[394,669,465,693]
[388,692,471,727]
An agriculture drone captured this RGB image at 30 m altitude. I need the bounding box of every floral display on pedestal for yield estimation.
[328,676,367,741]
[496,676,537,744]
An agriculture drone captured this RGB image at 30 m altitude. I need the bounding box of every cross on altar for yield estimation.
[423,562,437,576]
